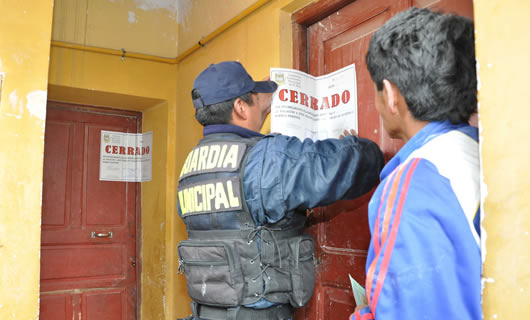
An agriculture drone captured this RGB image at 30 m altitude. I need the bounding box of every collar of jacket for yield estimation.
[380,120,468,180]
[203,124,264,139]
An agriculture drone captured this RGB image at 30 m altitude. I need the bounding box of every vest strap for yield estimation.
[187,225,304,241]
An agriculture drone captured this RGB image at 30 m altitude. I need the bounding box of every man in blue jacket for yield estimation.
[351,8,481,320]
[176,61,384,320]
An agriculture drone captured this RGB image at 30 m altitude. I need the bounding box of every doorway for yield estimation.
[39,103,141,320]
[292,0,474,318]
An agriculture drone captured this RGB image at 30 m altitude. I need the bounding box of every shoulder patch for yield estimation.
[179,142,247,179]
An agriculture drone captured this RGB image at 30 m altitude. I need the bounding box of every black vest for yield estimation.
[177,133,315,308]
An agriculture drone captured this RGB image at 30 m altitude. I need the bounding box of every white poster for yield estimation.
[270,64,358,141]
[100,131,152,182]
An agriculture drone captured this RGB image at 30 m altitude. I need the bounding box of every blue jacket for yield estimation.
[352,121,481,320]
[188,124,385,226]
[178,124,384,310]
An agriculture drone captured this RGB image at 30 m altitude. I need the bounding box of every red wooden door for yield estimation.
[294,0,474,319]
[40,104,139,320]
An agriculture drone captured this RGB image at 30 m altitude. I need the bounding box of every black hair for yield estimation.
[193,89,254,126]
[366,7,477,124]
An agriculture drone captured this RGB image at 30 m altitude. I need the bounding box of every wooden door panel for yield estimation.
[40,294,72,320]
[414,0,474,19]
[41,245,124,281]
[42,121,74,227]
[41,105,138,320]
[86,124,127,227]
[296,0,474,318]
[322,288,355,319]
[83,289,127,320]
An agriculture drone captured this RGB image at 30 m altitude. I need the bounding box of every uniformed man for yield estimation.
[177,61,384,320]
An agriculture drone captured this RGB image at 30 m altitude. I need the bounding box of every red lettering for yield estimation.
[119,146,126,155]
[128,147,134,155]
[331,94,340,108]
[278,89,288,102]
[342,90,351,104]
[145,146,150,154]
[135,147,140,155]
[299,92,309,107]
[105,145,112,153]
[112,146,118,154]
[311,97,318,110]
[289,90,299,104]
[320,97,330,109]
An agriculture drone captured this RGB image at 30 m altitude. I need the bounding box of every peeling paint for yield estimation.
[13,52,29,65]
[176,0,192,25]
[9,90,18,110]
[135,0,177,12]
[128,11,137,24]
[5,113,21,119]
[481,277,495,295]
[26,90,47,120]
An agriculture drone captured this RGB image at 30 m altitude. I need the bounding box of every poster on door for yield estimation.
[270,64,358,141]
[100,130,152,182]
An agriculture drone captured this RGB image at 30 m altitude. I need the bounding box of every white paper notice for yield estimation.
[100,131,152,182]
[270,64,358,141]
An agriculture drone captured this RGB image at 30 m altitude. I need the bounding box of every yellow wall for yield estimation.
[475,1,530,318]
[176,0,257,55]
[53,0,179,57]
[0,0,54,319]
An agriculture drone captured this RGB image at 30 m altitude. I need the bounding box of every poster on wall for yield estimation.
[99,130,153,182]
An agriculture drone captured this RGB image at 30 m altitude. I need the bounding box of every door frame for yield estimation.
[292,0,355,72]
[43,101,143,319]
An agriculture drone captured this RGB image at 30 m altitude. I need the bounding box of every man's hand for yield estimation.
[339,129,358,139]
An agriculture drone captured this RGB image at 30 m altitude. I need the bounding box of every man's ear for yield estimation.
[382,79,399,115]
[233,98,247,120]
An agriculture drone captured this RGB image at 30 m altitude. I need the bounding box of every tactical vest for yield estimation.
[177,133,315,309]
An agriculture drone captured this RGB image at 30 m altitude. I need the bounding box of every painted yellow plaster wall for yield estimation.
[0,1,54,319]
[475,1,530,318]
[53,0,179,57]
[176,0,257,55]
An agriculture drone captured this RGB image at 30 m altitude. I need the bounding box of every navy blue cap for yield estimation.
[192,61,278,109]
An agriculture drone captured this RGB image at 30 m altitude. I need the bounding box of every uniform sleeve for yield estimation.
[244,134,384,224]
[362,158,481,320]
